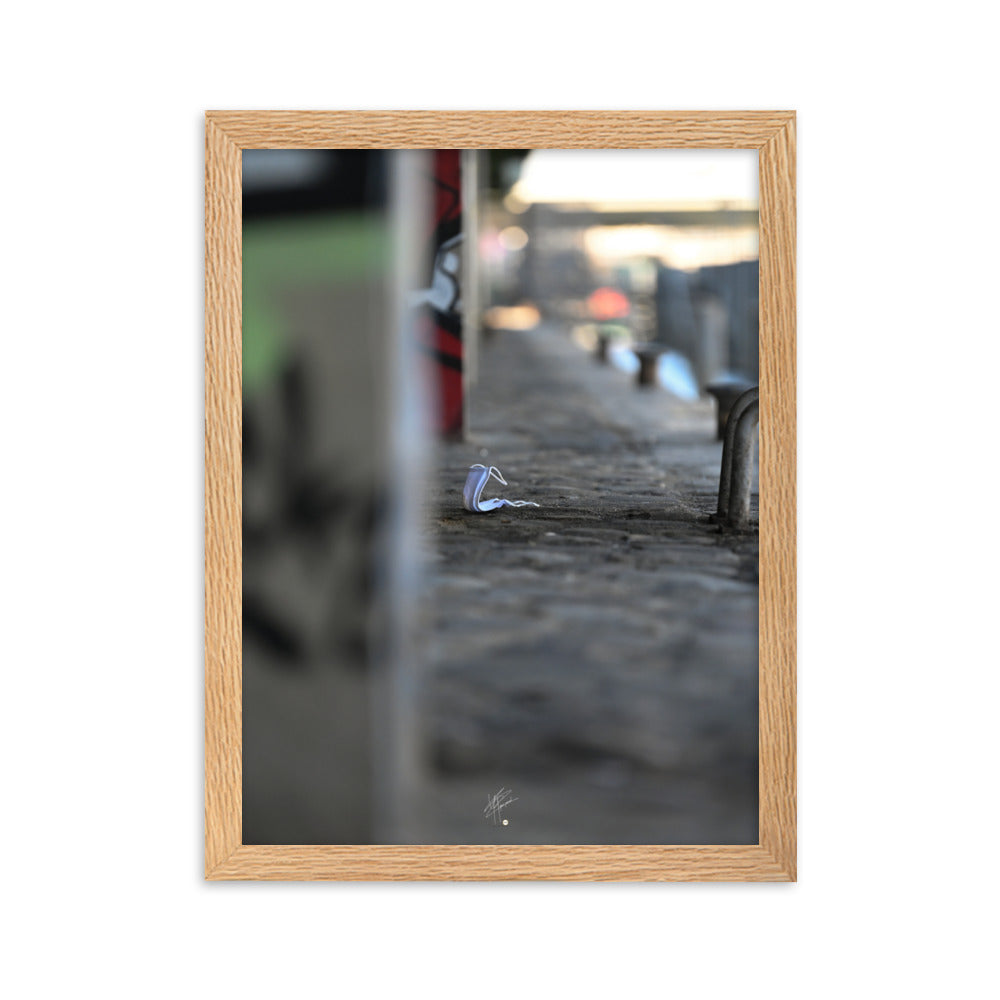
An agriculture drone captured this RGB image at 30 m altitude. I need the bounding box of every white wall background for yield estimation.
[3,3,997,997]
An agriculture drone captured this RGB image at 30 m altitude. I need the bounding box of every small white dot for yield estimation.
[502,819,508,826]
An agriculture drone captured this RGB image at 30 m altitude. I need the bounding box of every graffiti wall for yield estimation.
[415,149,464,436]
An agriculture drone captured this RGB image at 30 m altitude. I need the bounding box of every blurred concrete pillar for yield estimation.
[655,263,698,357]
[461,150,482,437]
[241,150,433,846]
[370,150,432,843]
[521,204,540,305]
[692,292,730,390]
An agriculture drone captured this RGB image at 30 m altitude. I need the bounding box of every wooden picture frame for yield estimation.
[205,110,796,881]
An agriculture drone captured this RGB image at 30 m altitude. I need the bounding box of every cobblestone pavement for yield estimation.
[409,323,759,845]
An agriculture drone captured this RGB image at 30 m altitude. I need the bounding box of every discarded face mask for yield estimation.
[462,465,540,513]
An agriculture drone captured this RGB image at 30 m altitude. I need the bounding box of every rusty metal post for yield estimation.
[727,399,759,528]
[716,385,759,520]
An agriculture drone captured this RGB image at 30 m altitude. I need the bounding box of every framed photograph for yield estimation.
[205,111,796,880]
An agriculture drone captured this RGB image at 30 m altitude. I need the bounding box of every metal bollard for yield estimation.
[726,399,759,528]
[595,330,611,363]
[632,344,665,387]
[716,386,759,521]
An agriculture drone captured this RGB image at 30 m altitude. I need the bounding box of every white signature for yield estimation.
[483,787,518,826]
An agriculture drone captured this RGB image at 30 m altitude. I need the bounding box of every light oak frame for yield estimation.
[205,111,796,881]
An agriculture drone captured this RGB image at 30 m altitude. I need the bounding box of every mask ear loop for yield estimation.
[465,464,540,510]
[491,466,539,507]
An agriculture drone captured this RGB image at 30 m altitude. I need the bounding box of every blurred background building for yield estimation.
[478,149,759,391]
